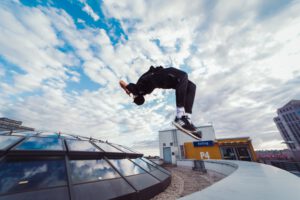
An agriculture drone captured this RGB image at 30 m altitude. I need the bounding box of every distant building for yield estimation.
[273,100,300,150]
[184,137,257,162]
[159,125,257,164]
[159,125,216,164]
[256,149,300,176]
[256,149,293,162]
[0,117,34,132]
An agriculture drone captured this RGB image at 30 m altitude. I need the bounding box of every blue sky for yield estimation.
[0,0,300,155]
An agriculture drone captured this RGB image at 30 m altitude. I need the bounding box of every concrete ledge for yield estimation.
[204,160,238,176]
[178,159,300,200]
[176,159,195,168]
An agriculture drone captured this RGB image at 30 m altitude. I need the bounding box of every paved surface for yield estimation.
[151,166,225,200]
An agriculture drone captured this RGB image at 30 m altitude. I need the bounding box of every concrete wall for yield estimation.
[178,160,300,200]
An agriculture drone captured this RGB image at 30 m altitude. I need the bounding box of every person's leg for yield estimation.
[167,69,197,133]
[175,72,188,118]
[184,80,196,122]
[155,67,189,118]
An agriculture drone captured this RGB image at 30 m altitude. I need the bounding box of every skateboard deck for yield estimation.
[172,121,202,140]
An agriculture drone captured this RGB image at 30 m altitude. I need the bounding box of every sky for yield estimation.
[0,0,300,156]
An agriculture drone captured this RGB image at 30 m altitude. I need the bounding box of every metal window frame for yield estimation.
[0,131,171,200]
[0,155,69,197]
[92,141,123,153]
[0,135,25,154]
[65,139,102,154]
[66,158,123,185]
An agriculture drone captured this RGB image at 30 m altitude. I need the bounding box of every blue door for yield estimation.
[163,147,172,164]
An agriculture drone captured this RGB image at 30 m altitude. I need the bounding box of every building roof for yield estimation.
[216,137,250,141]
[216,137,251,145]
[281,99,300,109]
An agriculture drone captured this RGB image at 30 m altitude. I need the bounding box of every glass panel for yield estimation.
[37,132,59,138]
[0,136,23,150]
[15,137,64,151]
[220,147,237,160]
[111,144,133,153]
[0,159,67,195]
[141,158,170,174]
[131,158,156,172]
[12,131,38,137]
[93,142,122,153]
[0,131,10,135]
[141,158,158,166]
[58,134,76,139]
[70,159,120,184]
[66,140,100,152]
[236,147,252,161]
[123,146,141,154]
[109,159,145,176]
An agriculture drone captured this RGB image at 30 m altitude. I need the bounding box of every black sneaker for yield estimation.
[173,116,196,133]
[186,118,197,131]
[192,131,202,138]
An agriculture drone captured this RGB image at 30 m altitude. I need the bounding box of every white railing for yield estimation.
[177,159,300,200]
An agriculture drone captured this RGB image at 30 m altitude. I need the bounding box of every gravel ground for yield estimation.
[151,166,225,200]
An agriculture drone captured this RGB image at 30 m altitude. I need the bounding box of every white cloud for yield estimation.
[0,4,79,94]
[79,0,100,21]
[77,18,85,24]
[1,0,300,155]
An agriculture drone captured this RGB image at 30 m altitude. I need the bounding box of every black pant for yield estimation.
[153,67,196,113]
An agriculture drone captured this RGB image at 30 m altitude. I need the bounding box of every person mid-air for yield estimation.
[120,66,201,138]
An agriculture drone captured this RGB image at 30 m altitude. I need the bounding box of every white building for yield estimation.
[159,125,216,164]
[274,100,300,150]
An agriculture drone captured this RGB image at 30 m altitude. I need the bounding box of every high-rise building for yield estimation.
[274,100,300,150]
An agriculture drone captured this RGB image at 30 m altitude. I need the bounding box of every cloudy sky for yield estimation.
[0,0,300,155]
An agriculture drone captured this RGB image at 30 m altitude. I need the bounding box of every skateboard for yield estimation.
[119,80,131,96]
[172,121,202,140]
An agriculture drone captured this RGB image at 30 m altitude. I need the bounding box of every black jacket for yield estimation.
[127,66,184,96]
[126,66,163,96]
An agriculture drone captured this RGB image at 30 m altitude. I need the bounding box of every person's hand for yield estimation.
[119,80,131,96]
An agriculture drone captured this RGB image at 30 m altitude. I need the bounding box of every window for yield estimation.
[0,135,23,151]
[15,137,64,151]
[12,131,38,137]
[131,158,156,172]
[236,147,251,161]
[163,143,166,147]
[66,140,100,152]
[93,142,122,153]
[170,142,173,146]
[0,159,67,195]
[123,146,140,154]
[141,158,156,165]
[110,144,133,153]
[109,159,145,176]
[37,132,59,138]
[69,159,120,184]
[221,147,237,160]
[141,158,171,175]
[58,133,76,139]
[293,113,299,120]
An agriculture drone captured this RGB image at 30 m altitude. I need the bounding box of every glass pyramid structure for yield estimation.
[0,131,171,200]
